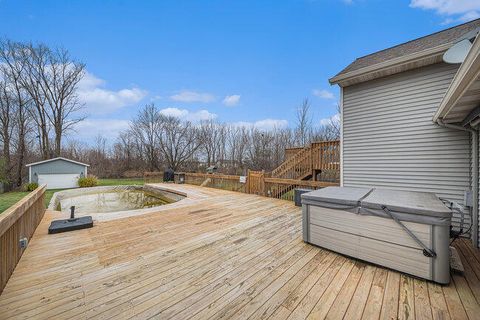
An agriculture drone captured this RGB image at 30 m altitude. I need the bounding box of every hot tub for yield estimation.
[301,187,452,284]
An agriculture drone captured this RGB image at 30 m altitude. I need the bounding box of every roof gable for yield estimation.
[330,19,480,86]
[26,157,90,167]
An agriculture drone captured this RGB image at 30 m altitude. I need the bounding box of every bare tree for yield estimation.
[199,119,222,166]
[37,47,85,156]
[17,42,52,159]
[129,104,163,171]
[295,98,312,146]
[226,126,240,173]
[271,127,294,167]
[245,128,276,170]
[0,39,32,185]
[9,41,86,158]
[0,79,14,181]
[113,131,137,173]
[311,104,340,141]
[157,116,200,171]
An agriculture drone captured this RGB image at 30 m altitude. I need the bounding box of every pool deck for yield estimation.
[0,184,480,319]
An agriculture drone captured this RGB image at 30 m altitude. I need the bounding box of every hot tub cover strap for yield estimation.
[379,206,437,258]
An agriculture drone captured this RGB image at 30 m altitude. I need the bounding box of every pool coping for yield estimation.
[48,185,188,221]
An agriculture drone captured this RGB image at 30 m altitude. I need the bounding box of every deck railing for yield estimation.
[0,185,46,294]
[144,171,165,184]
[264,177,337,200]
[184,172,248,193]
[144,171,338,201]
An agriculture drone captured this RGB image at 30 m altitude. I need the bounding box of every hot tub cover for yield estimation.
[361,188,452,218]
[301,186,452,225]
[301,186,372,209]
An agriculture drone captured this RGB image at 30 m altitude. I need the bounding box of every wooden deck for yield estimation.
[0,184,479,319]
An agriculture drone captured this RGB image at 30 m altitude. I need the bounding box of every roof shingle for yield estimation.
[333,19,480,79]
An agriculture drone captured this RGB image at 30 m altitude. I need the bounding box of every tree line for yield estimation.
[0,38,339,188]
[0,39,85,187]
[63,101,339,178]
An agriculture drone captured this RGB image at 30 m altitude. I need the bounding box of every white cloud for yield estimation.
[410,0,480,23]
[458,10,480,22]
[222,94,241,107]
[255,119,289,130]
[159,107,189,118]
[170,90,215,103]
[73,118,130,140]
[150,95,162,102]
[232,119,289,131]
[159,107,217,122]
[319,113,340,126]
[78,72,147,115]
[313,89,335,99]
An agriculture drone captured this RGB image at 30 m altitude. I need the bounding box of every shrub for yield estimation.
[78,175,98,188]
[25,182,39,191]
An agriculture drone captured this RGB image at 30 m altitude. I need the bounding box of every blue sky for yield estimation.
[1,0,480,142]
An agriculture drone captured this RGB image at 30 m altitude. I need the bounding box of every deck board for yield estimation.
[0,184,480,319]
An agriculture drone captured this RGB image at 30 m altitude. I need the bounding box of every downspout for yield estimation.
[437,119,479,247]
[339,87,344,187]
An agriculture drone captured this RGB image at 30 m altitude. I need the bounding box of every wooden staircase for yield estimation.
[272,140,340,180]
[270,140,340,197]
[272,146,313,180]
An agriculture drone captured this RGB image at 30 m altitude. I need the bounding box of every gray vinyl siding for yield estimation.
[342,62,471,232]
[478,133,480,247]
[30,159,87,183]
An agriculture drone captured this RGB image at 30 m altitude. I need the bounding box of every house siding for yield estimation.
[477,132,480,247]
[342,62,471,232]
[30,159,87,184]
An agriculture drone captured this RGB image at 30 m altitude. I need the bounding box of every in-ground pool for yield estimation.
[50,185,185,214]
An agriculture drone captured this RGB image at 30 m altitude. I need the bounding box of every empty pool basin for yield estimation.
[49,185,185,215]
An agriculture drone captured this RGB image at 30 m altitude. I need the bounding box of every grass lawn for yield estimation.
[98,178,144,186]
[0,177,145,214]
[0,191,30,213]
[44,189,66,208]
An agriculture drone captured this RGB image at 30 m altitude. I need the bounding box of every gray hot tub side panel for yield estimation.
[302,204,309,242]
[432,224,451,284]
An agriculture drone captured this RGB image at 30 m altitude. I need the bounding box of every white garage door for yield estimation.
[38,174,79,189]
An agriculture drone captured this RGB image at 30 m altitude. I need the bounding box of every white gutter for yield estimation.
[329,43,451,86]
[437,119,478,247]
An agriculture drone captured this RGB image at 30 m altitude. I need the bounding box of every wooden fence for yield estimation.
[0,185,46,294]
[144,171,165,184]
[184,172,248,193]
[144,171,338,201]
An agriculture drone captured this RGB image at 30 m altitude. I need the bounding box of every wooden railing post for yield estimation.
[261,170,265,196]
[310,143,315,176]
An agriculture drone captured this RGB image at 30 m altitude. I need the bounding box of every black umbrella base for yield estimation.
[48,216,93,234]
